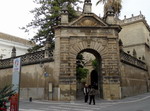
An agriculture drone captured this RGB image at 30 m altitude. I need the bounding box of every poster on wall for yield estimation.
[11,57,22,111]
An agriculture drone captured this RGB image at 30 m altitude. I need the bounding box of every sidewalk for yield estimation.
[21,92,150,105]
[83,92,150,104]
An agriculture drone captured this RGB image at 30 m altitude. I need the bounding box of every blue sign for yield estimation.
[44,72,49,77]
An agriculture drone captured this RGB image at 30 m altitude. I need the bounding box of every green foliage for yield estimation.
[96,0,122,17]
[27,44,43,53]
[92,59,99,71]
[76,54,85,68]
[76,53,89,82]
[23,0,82,49]
[76,67,89,82]
[0,85,15,109]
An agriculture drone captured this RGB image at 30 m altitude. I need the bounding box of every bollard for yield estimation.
[29,97,32,102]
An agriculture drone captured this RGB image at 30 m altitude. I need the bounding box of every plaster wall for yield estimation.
[0,62,55,100]
[0,39,32,59]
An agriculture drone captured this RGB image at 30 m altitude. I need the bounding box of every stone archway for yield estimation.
[54,34,121,100]
[55,36,109,101]
[76,48,102,99]
[54,10,121,101]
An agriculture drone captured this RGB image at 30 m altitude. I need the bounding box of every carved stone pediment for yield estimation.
[70,14,108,27]
[76,17,101,26]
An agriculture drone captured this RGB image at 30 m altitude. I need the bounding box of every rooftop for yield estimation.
[0,32,33,46]
[117,12,150,31]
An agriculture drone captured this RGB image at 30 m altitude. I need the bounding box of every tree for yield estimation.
[23,0,82,51]
[0,85,15,110]
[76,67,89,82]
[76,53,89,82]
[96,0,122,17]
[92,59,99,71]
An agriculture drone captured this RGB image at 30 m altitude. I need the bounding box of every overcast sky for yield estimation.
[0,0,149,40]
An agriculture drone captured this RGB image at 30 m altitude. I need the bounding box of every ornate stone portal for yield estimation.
[54,1,121,100]
[0,1,149,101]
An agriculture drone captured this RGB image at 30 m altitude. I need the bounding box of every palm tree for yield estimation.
[96,0,122,17]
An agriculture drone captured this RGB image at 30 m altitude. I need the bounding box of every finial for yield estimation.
[12,46,16,52]
[77,7,80,11]
[133,49,137,58]
[99,14,101,17]
[85,0,91,3]
[61,2,69,24]
[106,6,115,16]
[140,11,142,15]
[45,36,51,50]
[139,11,143,17]
[124,15,126,19]
[105,6,115,24]
[83,0,92,13]
[142,56,145,61]
[11,46,16,57]
[61,2,68,13]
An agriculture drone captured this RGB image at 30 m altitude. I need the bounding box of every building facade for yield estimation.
[119,13,150,78]
[0,32,33,59]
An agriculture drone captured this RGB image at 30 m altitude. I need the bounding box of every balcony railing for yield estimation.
[120,51,147,70]
[0,50,54,69]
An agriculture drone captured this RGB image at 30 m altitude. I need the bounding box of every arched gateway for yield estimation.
[54,0,121,101]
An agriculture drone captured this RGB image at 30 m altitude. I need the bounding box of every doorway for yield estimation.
[76,49,102,99]
[91,70,98,90]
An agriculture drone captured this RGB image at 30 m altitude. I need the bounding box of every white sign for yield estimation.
[12,57,21,93]
[49,83,52,92]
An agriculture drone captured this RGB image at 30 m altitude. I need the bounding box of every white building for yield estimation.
[0,32,33,59]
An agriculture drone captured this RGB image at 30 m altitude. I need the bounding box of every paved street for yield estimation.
[19,93,150,111]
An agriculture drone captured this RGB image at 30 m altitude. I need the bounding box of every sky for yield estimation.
[0,0,149,40]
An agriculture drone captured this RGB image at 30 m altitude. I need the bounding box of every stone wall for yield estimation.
[120,62,148,98]
[120,51,149,98]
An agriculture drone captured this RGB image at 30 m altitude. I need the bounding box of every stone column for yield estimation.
[101,34,121,100]
[58,38,76,101]
[53,31,61,100]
